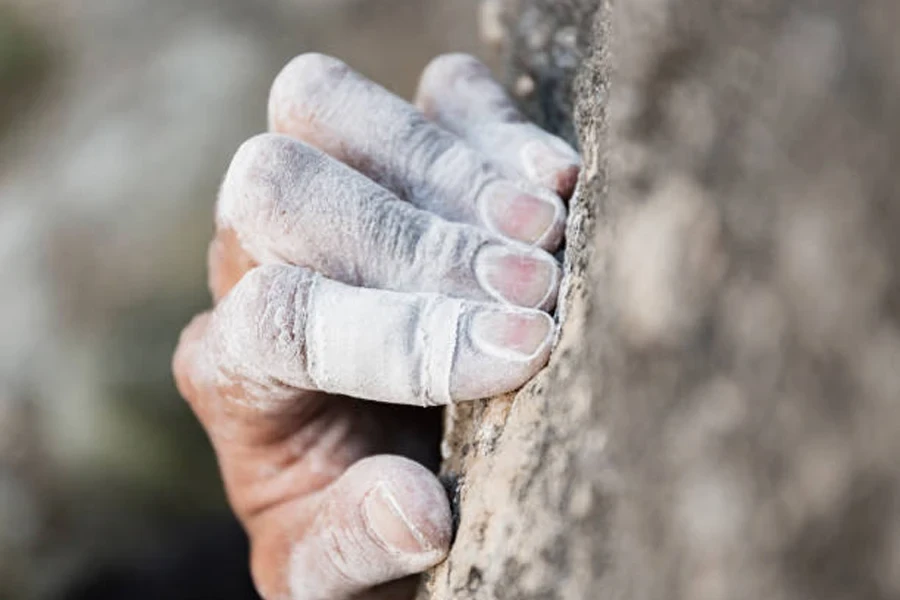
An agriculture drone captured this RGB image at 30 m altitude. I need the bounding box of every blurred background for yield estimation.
[0,1,485,598]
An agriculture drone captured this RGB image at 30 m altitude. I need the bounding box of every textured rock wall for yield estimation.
[602,1,900,598]
[419,2,607,598]
[424,0,900,598]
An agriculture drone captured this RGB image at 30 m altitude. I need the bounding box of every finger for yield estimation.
[217,134,560,311]
[415,54,582,199]
[268,53,566,250]
[197,264,555,408]
[251,456,450,600]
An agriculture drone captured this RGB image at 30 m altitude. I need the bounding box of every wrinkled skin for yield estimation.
[173,53,580,600]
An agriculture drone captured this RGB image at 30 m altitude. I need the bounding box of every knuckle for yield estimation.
[278,52,349,91]
[401,131,456,200]
[222,264,293,332]
[418,139,496,215]
[217,134,299,232]
[215,265,314,380]
[415,219,490,295]
[420,53,485,93]
[269,52,350,120]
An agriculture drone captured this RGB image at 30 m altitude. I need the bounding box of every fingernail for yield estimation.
[475,245,559,308]
[480,184,559,244]
[364,483,434,555]
[470,308,554,361]
[520,140,581,196]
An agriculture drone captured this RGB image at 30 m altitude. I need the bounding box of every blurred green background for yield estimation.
[0,1,484,598]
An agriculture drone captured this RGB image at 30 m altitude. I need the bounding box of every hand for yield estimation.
[173,53,580,600]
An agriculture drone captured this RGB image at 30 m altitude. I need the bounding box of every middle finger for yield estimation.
[216,134,561,311]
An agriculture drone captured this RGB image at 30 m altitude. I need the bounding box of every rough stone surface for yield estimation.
[423,0,900,598]
[420,2,606,598]
[486,0,602,145]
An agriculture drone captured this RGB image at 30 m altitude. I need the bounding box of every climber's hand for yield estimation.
[173,53,580,600]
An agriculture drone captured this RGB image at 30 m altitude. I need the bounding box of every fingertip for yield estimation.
[451,304,556,401]
[555,164,581,201]
[353,456,452,561]
[519,138,582,198]
[478,182,567,251]
[535,194,568,251]
[287,456,450,599]
[470,308,554,360]
[474,244,562,310]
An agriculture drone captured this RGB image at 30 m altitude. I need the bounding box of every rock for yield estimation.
[422,1,900,598]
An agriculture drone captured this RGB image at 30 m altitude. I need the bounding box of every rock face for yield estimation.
[422,1,900,598]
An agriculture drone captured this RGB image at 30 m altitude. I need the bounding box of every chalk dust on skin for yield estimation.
[268,53,571,250]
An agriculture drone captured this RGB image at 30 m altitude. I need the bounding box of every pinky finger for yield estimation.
[416,54,581,199]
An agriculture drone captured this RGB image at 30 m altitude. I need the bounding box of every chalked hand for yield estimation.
[174,53,580,600]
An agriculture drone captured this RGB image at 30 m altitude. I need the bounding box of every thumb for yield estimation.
[250,456,451,600]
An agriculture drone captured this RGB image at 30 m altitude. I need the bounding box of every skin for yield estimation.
[173,53,581,600]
